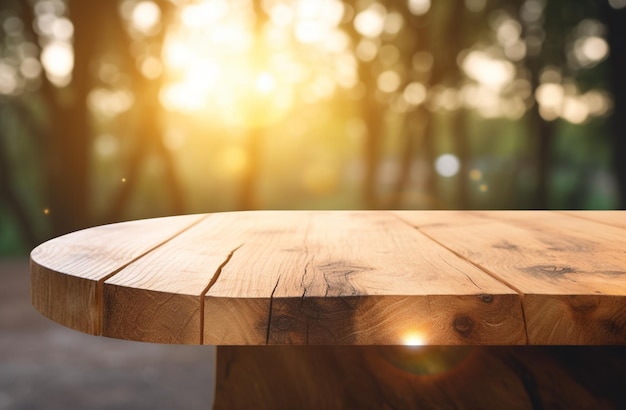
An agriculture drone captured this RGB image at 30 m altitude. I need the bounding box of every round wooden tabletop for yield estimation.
[31,211,626,345]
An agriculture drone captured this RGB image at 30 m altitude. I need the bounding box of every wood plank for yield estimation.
[203,211,319,344]
[104,211,314,344]
[102,212,253,344]
[30,214,205,334]
[395,211,626,344]
[560,210,626,229]
[207,211,525,345]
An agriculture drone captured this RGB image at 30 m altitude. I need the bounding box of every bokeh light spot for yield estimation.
[469,169,482,181]
[256,72,276,94]
[408,0,431,16]
[435,154,460,177]
[354,4,386,38]
[131,1,161,33]
[377,70,401,93]
[403,82,426,106]
[41,41,73,86]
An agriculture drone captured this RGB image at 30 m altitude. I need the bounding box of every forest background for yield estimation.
[1,0,625,255]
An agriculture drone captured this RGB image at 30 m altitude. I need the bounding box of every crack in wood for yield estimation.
[301,261,310,305]
[199,243,243,344]
[554,210,626,231]
[391,211,530,344]
[97,214,210,336]
[266,274,281,345]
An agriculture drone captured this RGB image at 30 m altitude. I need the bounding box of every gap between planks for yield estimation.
[391,212,531,345]
[199,244,243,344]
[94,214,211,335]
[553,210,626,231]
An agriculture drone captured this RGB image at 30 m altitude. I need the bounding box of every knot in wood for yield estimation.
[479,294,494,303]
[453,315,474,337]
[276,315,292,331]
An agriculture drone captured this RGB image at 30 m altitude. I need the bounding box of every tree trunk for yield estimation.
[604,4,626,209]
[238,127,262,210]
[43,0,103,235]
[0,107,38,247]
[104,1,185,222]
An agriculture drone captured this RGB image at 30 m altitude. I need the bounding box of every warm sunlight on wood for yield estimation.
[402,331,426,346]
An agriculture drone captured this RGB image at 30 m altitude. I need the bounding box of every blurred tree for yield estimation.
[604,2,626,209]
[103,0,185,223]
[22,0,100,235]
[0,0,621,255]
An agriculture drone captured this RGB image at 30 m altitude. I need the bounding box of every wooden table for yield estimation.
[31,211,626,408]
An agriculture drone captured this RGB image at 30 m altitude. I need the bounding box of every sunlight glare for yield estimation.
[408,0,431,16]
[157,0,350,125]
[255,72,276,93]
[295,20,326,43]
[181,1,228,27]
[131,1,161,33]
[269,3,294,27]
[220,146,248,177]
[462,50,514,90]
[41,41,73,86]
[402,331,426,346]
[160,83,205,112]
[354,4,386,38]
[140,56,163,79]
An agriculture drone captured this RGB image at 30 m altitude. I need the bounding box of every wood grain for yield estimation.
[31,211,626,345]
[30,214,205,334]
[203,211,523,345]
[560,210,626,229]
[103,212,251,344]
[395,211,626,344]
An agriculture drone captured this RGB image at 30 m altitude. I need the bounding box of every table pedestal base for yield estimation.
[213,346,625,409]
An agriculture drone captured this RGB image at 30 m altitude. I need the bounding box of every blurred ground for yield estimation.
[0,259,214,410]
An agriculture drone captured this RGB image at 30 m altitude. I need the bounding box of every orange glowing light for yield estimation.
[43,208,50,215]
[155,0,355,128]
[402,331,426,346]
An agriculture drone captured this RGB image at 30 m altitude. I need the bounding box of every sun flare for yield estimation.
[157,0,354,128]
[402,331,427,346]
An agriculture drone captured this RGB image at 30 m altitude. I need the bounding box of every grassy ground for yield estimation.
[0,258,214,410]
